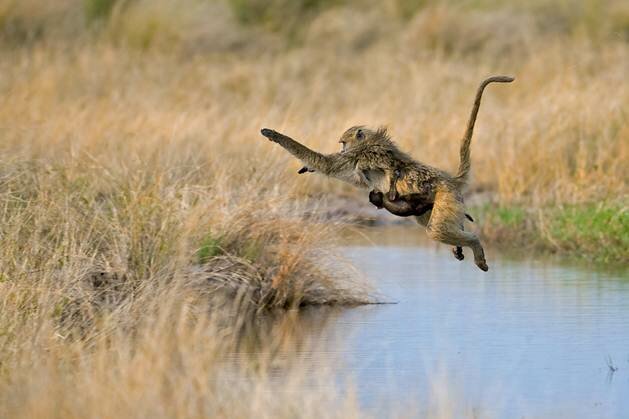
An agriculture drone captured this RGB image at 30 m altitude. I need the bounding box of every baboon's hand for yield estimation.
[261,128,282,143]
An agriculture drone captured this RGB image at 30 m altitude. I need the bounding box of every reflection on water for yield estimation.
[250,227,629,418]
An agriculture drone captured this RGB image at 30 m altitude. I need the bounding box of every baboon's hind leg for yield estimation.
[429,224,488,271]
[426,189,488,271]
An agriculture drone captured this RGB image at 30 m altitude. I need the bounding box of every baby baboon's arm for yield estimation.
[261,128,367,188]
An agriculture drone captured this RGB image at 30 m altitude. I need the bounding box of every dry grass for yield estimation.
[0,280,368,419]
[0,0,628,417]
[2,1,627,204]
[0,143,373,417]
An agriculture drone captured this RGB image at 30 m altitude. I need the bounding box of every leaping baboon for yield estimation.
[260,76,514,271]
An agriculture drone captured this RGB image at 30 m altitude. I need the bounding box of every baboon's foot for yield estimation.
[475,258,489,272]
[369,190,384,209]
[452,246,464,261]
[470,243,488,271]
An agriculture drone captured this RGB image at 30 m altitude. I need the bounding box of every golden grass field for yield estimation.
[0,0,627,417]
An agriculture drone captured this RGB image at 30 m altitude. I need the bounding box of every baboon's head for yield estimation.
[339,126,392,153]
[338,126,375,153]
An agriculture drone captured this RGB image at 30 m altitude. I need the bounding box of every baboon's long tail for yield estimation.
[455,75,514,185]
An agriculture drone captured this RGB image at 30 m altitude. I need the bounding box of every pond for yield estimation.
[287,227,629,418]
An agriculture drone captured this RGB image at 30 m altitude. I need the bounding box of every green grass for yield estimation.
[197,232,224,263]
[547,203,628,264]
[240,238,264,263]
[493,206,526,227]
[477,202,628,265]
[197,232,264,264]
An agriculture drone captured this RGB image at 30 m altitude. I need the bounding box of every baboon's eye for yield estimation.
[356,129,364,140]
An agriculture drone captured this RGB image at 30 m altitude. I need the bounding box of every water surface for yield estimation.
[293,227,629,418]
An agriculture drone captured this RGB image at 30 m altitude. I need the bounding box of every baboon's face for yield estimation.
[338,126,374,153]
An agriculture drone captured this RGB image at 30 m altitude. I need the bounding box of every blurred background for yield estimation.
[1,0,627,263]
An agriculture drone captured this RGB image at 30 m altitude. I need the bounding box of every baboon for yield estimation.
[260,76,514,271]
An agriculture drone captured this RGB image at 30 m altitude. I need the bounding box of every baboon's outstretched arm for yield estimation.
[261,128,330,171]
[261,128,367,188]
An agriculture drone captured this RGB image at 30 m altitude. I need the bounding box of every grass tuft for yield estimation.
[478,202,628,265]
[197,231,224,263]
[546,203,629,264]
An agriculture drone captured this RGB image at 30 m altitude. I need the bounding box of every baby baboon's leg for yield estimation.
[426,189,488,271]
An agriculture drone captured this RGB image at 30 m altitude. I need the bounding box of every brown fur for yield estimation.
[260,76,514,271]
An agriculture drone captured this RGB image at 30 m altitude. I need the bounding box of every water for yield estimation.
[290,227,629,418]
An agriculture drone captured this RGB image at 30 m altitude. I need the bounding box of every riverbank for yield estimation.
[0,157,375,419]
[475,201,628,266]
[321,196,628,267]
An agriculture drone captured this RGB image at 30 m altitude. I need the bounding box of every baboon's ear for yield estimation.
[356,129,364,140]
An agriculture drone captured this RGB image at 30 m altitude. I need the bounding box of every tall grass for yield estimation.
[0,274,369,419]
[0,0,627,416]
[0,130,373,416]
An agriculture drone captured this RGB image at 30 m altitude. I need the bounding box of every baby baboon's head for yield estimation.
[338,126,374,153]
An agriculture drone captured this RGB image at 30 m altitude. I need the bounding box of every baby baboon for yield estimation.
[368,190,433,217]
[369,189,474,222]
[261,76,514,271]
